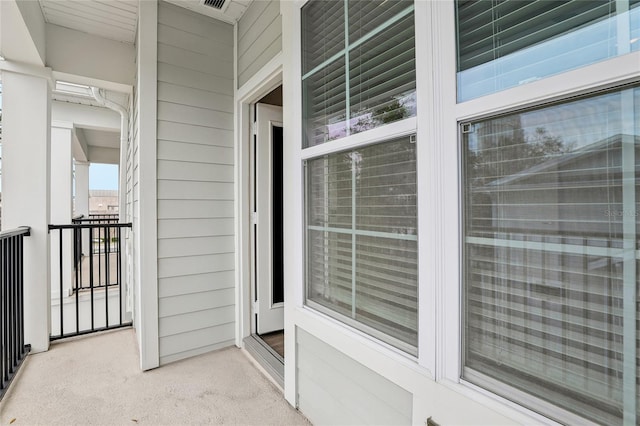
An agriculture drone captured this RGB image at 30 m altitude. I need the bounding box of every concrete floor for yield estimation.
[0,329,309,425]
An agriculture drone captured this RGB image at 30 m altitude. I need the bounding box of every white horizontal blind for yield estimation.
[307,137,418,352]
[463,87,640,424]
[302,0,415,147]
[455,0,640,101]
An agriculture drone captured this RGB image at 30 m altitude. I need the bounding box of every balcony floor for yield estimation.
[0,329,309,425]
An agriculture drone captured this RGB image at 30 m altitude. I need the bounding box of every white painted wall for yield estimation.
[15,0,46,65]
[0,0,46,66]
[87,146,119,164]
[1,70,51,353]
[297,328,413,425]
[133,0,160,371]
[125,60,138,340]
[236,0,281,88]
[50,124,74,298]
[156,1,235,365]
[52,101,120,132]
[46,24,136,87]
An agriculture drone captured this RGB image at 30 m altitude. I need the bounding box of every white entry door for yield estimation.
[252,103,284,334]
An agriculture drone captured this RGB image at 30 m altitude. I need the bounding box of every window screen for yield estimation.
[306,136,418,353]
[456,0,640,101]
[302,0,416,147]
[463,86,640,424]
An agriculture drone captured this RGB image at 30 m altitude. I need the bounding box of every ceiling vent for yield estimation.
[203,0,227,10]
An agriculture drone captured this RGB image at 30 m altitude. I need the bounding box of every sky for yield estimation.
[89,163,118,190]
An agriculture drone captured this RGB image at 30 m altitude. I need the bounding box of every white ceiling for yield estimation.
[40,0,251,163]
[81,128,120,149]
[164,0,252,24]
[38,0,252,44]
[39,0,139,44]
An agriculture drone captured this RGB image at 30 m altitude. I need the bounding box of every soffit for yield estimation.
[163,0,252,24]
[81,128,120,149]
[38,0,138,44]
[38,0,253,45]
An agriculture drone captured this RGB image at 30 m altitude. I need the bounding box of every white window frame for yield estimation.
[282,0,437,409]
[432,1,640,424]
[285,0,640,422]
[298,0,426,359]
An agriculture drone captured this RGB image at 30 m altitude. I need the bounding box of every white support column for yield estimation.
[74,161,90,219]
[136,0,160,370]
[1,69,52,353]
[74,160,91,257]
[50,123,74,300]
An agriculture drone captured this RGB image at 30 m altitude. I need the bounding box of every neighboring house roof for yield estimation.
[485,133,637,188]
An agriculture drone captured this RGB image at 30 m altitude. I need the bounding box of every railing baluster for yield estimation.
[98,226,102,288]
[75,231,79,334]
[89,226,95,331]
[18,234,25,369]
[0,227,31,401]
[45,223,131,342]
[118,227,122,326]
[2,237,7,386]
[104,224,109,328]
[10,237,15,375]
[58,229,64,336]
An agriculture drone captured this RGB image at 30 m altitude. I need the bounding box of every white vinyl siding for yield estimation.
[126,68,138,315]
[237,0,282,88]
[156,1,235,365]
[296,327,413,425]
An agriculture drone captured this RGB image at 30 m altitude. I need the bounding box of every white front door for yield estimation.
[252,103,284,335]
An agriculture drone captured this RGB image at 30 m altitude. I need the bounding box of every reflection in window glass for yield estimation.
[302,0,416,148]
[456,0,640,101]
[463,87,640,424]
[306,137,418,353]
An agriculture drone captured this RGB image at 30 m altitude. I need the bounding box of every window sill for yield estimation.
[293,304,432,385]
[439,377,590,426]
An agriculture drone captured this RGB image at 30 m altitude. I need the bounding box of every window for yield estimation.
[455,0,640,101]
[306,137,417,353]
[302,0,416,147]
[301,0,418,354]
[462,86,640,424]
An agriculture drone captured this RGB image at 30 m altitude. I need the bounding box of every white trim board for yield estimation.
[233,50,283,351]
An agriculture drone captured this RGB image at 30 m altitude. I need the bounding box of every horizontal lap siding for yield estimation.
[297,328,413,425]
[127,69,138,316]
[237,0,282,88]
[157,1,235,365]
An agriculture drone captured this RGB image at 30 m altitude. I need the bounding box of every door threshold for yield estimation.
[243,334,284,388]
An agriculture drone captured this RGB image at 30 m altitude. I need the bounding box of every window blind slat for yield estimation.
[307,137,418,350]
[455,0,632,101]
[463,87,640,424]
[303,1,416,147]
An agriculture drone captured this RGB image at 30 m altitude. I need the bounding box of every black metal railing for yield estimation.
[89,213,119,221]
[0,226,31,401]
[48,222,132,341]
[71,215,120,290]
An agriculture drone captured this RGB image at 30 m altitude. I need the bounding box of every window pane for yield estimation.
[301,0,416,147]
[308,229,353,319]
[463,87,640,424]
[348,0,410,44]
[307,150,352,229]
[349,11,416,135]
[306,137,417,352]
[303,57,347,147]
[302,0,344,75]
[456,0,640,101]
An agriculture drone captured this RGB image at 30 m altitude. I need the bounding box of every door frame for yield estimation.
[234,53,283,348]
[252,104,284,335]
